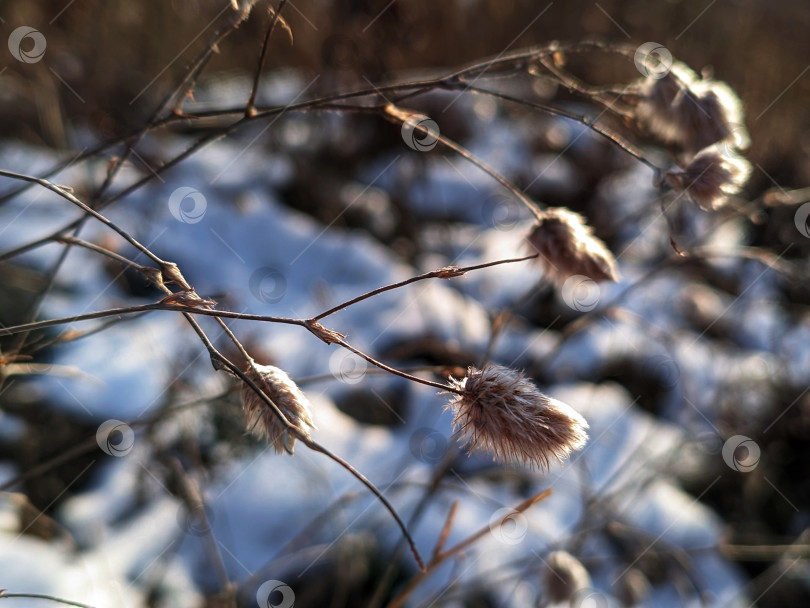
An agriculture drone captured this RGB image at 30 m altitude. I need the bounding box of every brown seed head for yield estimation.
[636,62,749,154]
[240,362,316,454]
[526,207,619,286]
[665,144,752,210]
[446,364,589,469]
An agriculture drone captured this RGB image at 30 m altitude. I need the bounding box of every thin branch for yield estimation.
[386,489,553,608]
[246,0,290,116]
[53,235,147,270]
[0,593,99,608]
[384,105,543,220]
[302,437,425,572]
[0,303,306,337]
[462,85,660,172]
[0,170,164,268]
[312,254,538,320]
[335,338,456,393]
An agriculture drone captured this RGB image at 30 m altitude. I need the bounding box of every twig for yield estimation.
[335,338,456,393]
[245,0,290,116]
[312,254,538,320]
[386,489,552,608]
[0,592,99,608]
[384,105,543,220]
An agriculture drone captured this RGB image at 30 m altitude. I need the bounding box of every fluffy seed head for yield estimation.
[636,62,749,154]
[526,207,619,286]
[240,362,316,454]
[542,550,592,604]
[445,364,589,468]
[665,144,752,210]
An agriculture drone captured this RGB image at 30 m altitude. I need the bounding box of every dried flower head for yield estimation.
[445,364,589,468]
[664,144,752,210]
[526,207,619,286]
[542,550,592,604]
[636,62,749,153]
[240,362,316,454]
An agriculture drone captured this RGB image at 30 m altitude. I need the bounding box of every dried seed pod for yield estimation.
[445,364,589,468]
[542,550,592,604]
[665,144,752,210]
[240,362,316,454]
[527,207,619,286]
[635,62,749,154]
[635,62,700,144]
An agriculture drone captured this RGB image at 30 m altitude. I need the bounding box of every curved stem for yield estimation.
[462,85,661,172]
[0,593,99,608]
[245,0,289,116]
[313,254,538,321]
[302,437,425,572]
[0,170,164,268]
[335,338,457,394]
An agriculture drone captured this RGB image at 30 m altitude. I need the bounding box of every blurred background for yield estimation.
[1,1,810,607]
[2,0,810,178]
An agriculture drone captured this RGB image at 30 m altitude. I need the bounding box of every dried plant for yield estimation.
[526,207,619,286]
[635,61,749,154]
[240,362,316,454]
[664,144,753,210]
[0,19,785,606]
[446,364,589,468]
